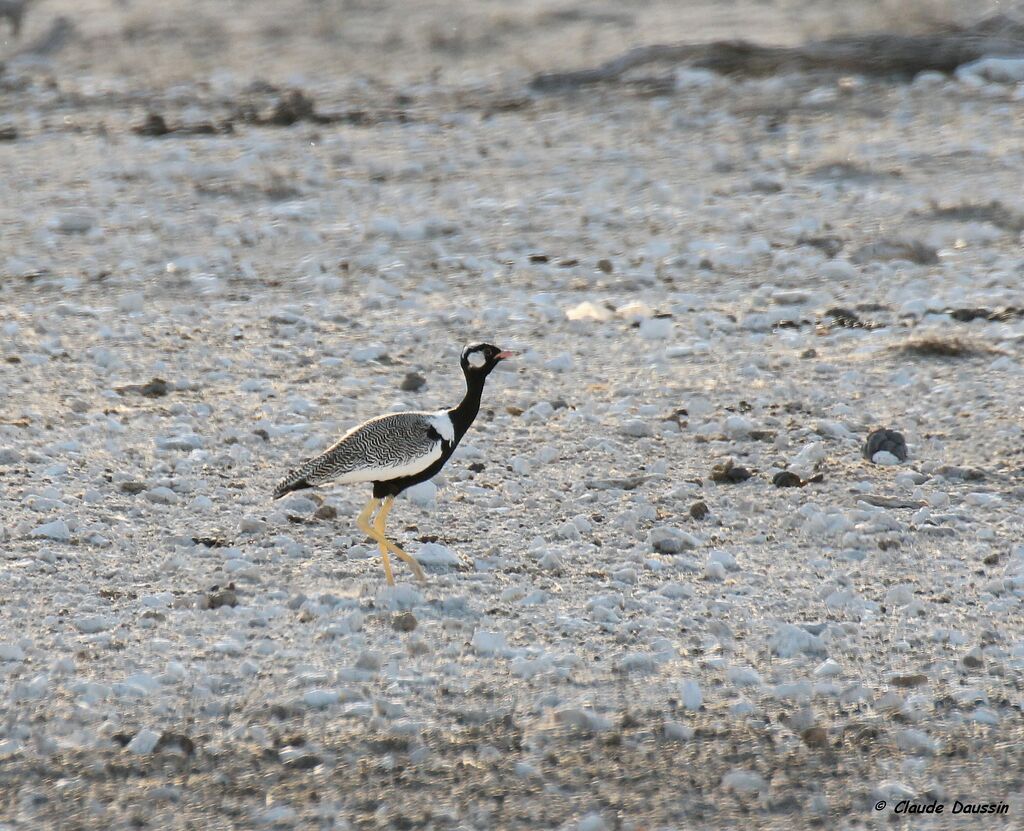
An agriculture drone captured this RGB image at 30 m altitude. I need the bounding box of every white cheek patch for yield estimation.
[467,350,487,369]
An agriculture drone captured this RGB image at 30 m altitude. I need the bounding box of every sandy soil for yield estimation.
[2,1,1024,829]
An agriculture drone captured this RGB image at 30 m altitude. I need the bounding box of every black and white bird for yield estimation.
[273,343,517,585]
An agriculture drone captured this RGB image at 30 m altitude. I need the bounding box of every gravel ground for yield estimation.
[2,1,1024,829]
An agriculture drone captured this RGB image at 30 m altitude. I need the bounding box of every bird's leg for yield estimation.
[375,496,427,584]
[355,497,394,586]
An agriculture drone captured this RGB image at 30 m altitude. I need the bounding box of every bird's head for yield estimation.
[460,343,517,376]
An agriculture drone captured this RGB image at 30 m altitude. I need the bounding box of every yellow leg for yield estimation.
[355,497,394,586]
[375,496,427,584]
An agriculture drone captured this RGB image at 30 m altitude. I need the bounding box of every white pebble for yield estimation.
[872,450,902,466]
[680,679,703,710]
[471,630,507,656]
[415,542,459,568]
[303,689,341,709]
[727,666,762,687]
[621,419,653,438]
[0,644,25,662]
[405,481,437,510]
[73,615,113,634]
[30,519,70,542]
[723,770,766,794]
[127,728,161,755]
[638,317,674,340]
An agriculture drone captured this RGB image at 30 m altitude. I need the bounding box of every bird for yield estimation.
[273,343,517,585]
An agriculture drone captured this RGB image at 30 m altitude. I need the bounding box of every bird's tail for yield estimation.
[272,470,312,500]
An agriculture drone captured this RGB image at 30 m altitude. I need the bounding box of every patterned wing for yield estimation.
[273,412,441,498]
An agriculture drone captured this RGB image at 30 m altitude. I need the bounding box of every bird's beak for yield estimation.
[495,350,518,360]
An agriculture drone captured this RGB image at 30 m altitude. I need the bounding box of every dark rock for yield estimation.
[890,673,929,688]
[192,536,228,548]
[268,90,317,126]
[135,113,171,136]
[711,459,752,483]
[797,235,844,258]
[801,726,828,748]
[772,470,803,488]
[597,258,614,274]
[313,505,337,520]
[863,428,908,462]
[115,377,169,398]
[400,372,426,392]
[155,732,195,755]
[207,588,238,609]
[392,612,418,632]
[850,239,938,265]
[119,481,147,495]
[689,500,709,520]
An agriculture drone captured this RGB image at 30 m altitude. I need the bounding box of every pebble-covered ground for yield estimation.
[2,1,1024,829]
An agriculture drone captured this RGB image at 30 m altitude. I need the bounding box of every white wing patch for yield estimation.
[429,412,455,443]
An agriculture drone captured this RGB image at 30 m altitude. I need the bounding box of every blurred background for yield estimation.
[3,0,1021,87]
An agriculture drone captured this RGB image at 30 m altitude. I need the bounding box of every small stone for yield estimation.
[727,666,762,687]
[872,450,901,466]
[566,301,612,322]
[313,505,337,520]
[50,210,96,234]
[126,729,161,755]
[415,542,458,567]
[400,371,426,392]
[648,526,698,554]
[962,648,984,669]
[703,560,726,581]
[801,726,828,748]
[405,481,437,510]
[538,551,563,572]
[471,631,507,656]
[896,728,937,755]
[621,419,653,438]
[664,721,695,741]
[207,588,238,609]
[73,615,113,634]
[722,415,753,439]
[354,650,382,671]
[723,770,766,794]
[689,500,709,520]
[679,679,703,711]
[638,317,674,340]
[554,707,611,732]
[711,459,752,483]
[772,470,803,488]
[30,519,70,542]
[392,612,417,632]
[303,689,341,709]
[597,258,614,273]
[145,486,179,505]
[863,428,908,462]
[850,239,938,265]
[0,644,25,662]
[814,659,841,677]
[577,812,609,831]
[890,673,929,688]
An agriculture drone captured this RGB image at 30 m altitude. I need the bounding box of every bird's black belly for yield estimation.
[372,441,454,498]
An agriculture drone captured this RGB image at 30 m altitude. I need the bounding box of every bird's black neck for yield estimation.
[448,370,487,442]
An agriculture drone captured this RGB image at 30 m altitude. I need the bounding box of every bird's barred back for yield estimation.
[273,411,452,497]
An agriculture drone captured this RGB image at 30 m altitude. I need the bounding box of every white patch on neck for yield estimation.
[466,349,487,369]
